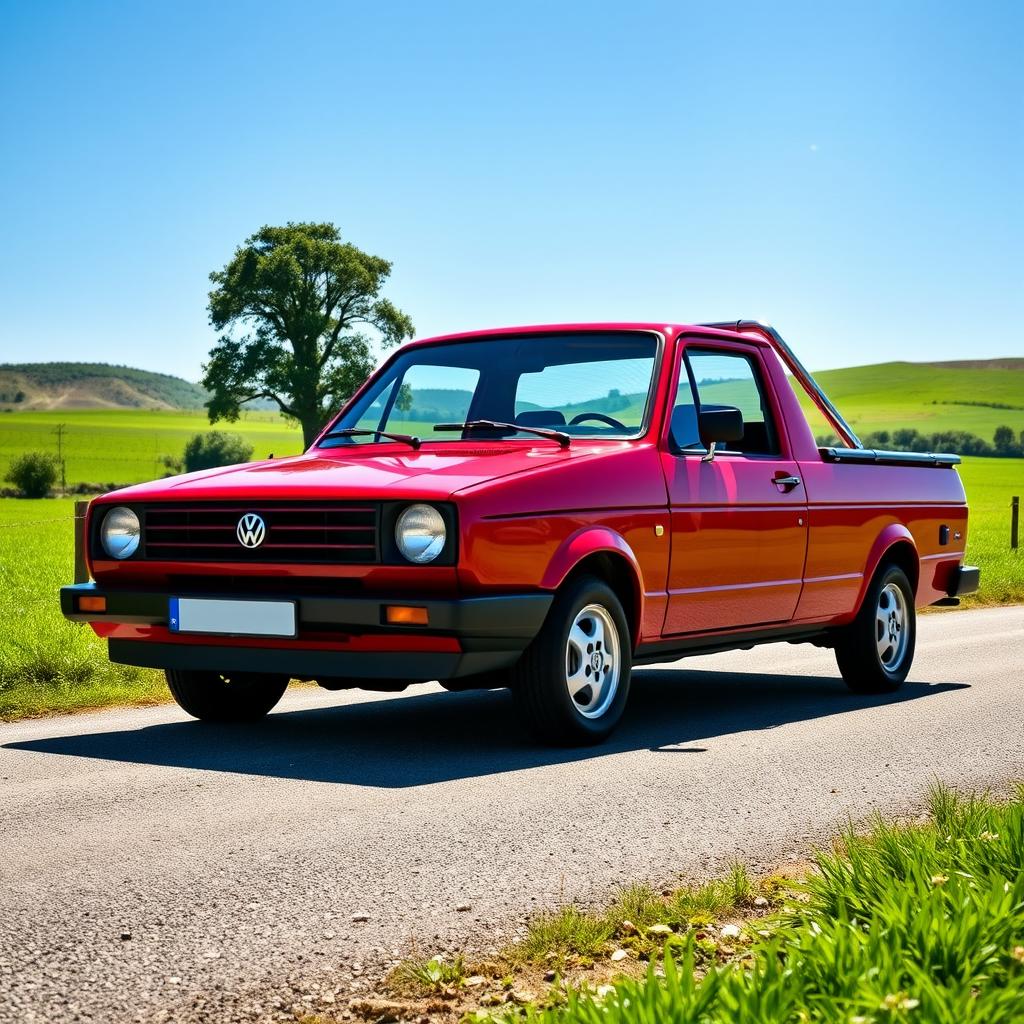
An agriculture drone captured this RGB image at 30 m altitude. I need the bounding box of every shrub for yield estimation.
[182,431,254,473]
[160,453,183,477]
[4,451,59,498]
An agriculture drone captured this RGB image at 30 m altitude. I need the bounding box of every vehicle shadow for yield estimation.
[5,668,969,788]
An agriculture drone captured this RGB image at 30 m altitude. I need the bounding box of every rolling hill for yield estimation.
[0,363,209,410]
[0,356,1020,439]
[795,359,1024,439]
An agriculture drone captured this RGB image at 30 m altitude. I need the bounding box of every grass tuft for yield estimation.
[671,862,752,921]
[512,906,617,966]
[389,953,468,996]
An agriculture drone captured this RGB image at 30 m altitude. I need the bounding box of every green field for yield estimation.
[956,457,1024,606]
[795,360,1024,439]
[0,497,166,718]
[0,457,1019,720]
[0,408,304,487]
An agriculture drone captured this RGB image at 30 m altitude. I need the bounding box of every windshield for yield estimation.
[319,332,659,447]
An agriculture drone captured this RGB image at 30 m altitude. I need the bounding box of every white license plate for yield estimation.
[169,597,297,638]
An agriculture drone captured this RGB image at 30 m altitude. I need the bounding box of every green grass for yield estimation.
[518,785,1024,1024]
[0,497,167,719]
[957,457,1023,607]
[0,408,303,487]
[511,906,619,966]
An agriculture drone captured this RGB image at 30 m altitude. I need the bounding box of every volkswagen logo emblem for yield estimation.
[236,513,267,549]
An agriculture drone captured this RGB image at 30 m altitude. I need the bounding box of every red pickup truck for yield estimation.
[61,320,978,745]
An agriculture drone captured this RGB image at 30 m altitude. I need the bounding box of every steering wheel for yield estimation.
[568,412,629,430]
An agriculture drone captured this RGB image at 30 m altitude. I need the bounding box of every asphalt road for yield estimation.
[1,605,1021,1023]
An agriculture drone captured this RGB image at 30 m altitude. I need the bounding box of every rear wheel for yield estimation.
[835,564,916,694]
[165,669,289,722]
[511,575,631,745]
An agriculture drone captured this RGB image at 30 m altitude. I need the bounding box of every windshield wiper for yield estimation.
[319,428,421,450]
[433,420,571,447]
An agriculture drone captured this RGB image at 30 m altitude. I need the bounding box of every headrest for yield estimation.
[515,410,567,427]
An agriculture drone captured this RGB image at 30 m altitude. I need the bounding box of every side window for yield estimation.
[684,349,780,456]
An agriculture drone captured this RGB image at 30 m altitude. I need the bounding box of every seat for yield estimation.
[735,420,772,455]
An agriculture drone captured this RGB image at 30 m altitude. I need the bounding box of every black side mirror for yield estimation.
[698,405,744,446]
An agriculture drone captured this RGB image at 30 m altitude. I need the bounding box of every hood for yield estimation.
[99,443,614,504]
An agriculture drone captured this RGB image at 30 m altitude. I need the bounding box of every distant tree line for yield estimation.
[816,425,1024,458]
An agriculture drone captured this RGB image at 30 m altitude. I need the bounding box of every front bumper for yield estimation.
[60,583,552,680]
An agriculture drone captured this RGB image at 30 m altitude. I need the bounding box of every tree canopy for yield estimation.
[203,223,414,447]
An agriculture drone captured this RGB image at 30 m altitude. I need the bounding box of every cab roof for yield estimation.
[403,322,747,349]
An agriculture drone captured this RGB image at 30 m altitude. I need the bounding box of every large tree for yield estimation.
[203,222,414,447]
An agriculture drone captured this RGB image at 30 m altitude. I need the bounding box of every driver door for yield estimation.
[660,341,808,635]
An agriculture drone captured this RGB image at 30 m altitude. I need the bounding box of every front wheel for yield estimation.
[165,669,289,722]
[511,576,631,745]
[835,564,916,694]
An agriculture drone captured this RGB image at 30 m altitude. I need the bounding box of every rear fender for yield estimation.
[855,524,919,613]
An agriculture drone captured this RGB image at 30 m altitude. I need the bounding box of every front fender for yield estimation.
[540,526,645,638]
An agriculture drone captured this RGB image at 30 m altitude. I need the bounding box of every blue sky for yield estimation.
[0,0,1021,380]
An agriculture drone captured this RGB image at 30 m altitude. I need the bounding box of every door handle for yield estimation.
[773,474,802,490]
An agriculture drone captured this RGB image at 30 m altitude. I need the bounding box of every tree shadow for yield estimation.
[5,669,968,788]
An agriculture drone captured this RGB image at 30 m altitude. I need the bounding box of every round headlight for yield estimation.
[100,506,140,560]
[395,504,446,564]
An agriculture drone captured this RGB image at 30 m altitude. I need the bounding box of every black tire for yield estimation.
[835,564,916,694]
[511,575,632,745]
[165,669,289,722]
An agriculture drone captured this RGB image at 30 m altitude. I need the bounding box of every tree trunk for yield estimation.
[301,414,324,450]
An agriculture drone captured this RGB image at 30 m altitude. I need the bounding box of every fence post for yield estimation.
[74,500,90,583]
[1012,496,1020,551]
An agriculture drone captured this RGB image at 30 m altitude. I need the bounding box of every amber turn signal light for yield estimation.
[78,595,107,613]
[384,605,429,626]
